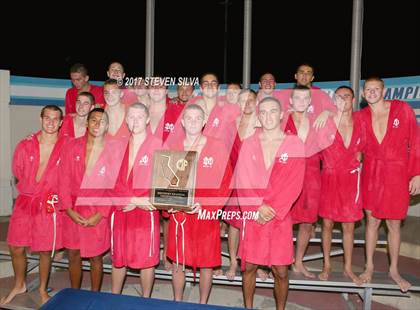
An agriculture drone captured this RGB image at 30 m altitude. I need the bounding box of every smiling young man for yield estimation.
[60,108,123,292]
[317,86,365,284]
[236,97,305,310]
[2,105,66,305]
[358,77,420,292]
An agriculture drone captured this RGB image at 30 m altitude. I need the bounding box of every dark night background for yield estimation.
[1,0,419,84]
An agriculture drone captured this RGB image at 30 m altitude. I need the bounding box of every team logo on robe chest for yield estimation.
[98,166,106,176]
[75,155,81,162]
[164,122,175,133]
[212,118,220,127]
[203,156,214,168]
[279,153,288,164]
[56,158,61,166]
[392,118,400,128]
[138,155,149,166]
[356,137,361,145]
[307,105,314,113]
[29,155,34,162]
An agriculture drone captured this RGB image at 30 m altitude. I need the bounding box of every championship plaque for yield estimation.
[151,150,197,211]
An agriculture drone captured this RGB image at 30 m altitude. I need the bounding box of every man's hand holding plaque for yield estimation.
[123,197,156,212]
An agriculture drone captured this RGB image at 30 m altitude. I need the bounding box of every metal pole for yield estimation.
[350,0,363,109]
[242,0,252,88]
[145,0,155,77]
[223,0,229,83]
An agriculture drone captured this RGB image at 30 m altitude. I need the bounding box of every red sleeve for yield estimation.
[65,88,73,115]
[58,142,74,210]
[12,141,26,181]
[198,147,233,212]
[407,105,420,178]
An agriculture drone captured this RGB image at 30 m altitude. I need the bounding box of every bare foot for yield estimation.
[39,290,51,305]
[213,267,223,277]
[344,269,363,286]
[164,259,172,271]
[268,271,273,279]
[359,267,373,283]
[185,268,193,274]
[225,263,237,281]
[318,266,331,281]
[0,284,27,305]
[293,263,316,279]
[257,269,268,281]
[389,269,411,293]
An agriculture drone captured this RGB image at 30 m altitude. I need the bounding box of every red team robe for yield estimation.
[148,97,185,144]
[359,100,420,220]
[110,135,162,269]
[59,114,79,138]
[318,114,365,222]
[7,132,67,252]
[65,85,105,115]
[59,136,124,257]
[284,114,322,224]
[235,133,305,268]
[166,136,232,269]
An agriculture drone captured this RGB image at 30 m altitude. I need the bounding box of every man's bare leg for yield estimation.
[243,262,257,308]
[226,225,239,280]
[111,266,126,294]
[199,268,213,304]
[163,219,172,271]
[172,263,185,301]
[272,265,289,310]
[140,267,155,297]
[386,219,411,292]
[89,255,103,291]
[0,246,27,305]
[342,222,362,285]
[68,249,82,289]
[293,223,315,278]
[38,251,53,304]
[319,219,333,281]
[360,211,380,283]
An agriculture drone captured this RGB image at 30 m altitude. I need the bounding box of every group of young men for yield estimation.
[1,62,419,310]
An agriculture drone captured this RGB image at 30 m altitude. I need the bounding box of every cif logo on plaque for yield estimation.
[151,150,198,211]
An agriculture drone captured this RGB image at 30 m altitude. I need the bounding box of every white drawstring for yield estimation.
[51,212,56,258]
[172,214,187,272]
[149,212,155,257]
[242,216,246,241]
[45,195,58,258]
[350,165,361,203]
[110,211,115,256]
